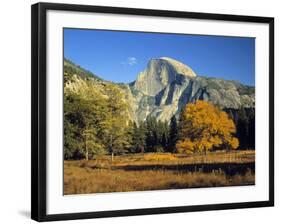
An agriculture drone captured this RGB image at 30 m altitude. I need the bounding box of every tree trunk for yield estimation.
[85,134,88,161]
[204,148,207,163]
[111,152,114,162]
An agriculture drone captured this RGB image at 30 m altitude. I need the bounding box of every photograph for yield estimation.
[63,28,255,195]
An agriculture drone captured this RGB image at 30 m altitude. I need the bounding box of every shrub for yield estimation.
[154,145,164,153]
[143,153,177,161]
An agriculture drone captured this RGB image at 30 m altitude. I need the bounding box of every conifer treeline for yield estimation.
[224,108,255,149]
[126,116,178,154]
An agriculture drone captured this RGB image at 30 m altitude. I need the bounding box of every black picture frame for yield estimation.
[31,2,274,222]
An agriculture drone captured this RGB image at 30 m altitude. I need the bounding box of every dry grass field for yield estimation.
[64,150,255,195]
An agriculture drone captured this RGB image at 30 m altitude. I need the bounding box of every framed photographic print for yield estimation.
[31,2,274,222]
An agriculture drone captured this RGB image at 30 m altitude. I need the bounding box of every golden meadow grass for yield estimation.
[64,150,255,195]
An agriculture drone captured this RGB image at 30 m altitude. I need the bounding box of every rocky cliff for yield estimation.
[122,57,255,122]
[64,57,255,123]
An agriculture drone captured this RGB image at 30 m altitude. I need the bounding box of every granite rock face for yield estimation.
[124,57,255,122]
[64,57,255,123]
[133,57,196,96]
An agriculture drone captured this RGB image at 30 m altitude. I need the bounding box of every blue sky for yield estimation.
[64,28,255,86]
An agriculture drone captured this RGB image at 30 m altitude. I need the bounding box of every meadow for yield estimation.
[64,150,255,195]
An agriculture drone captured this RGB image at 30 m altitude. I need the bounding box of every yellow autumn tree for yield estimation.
[176,100,239,154]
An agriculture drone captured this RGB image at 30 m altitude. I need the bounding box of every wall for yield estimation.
[0,0,279,223]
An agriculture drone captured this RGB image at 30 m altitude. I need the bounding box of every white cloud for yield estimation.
[122,57,137,66]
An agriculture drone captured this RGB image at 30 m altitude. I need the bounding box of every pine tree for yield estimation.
[129,121,146,153]
[237,107,249,149]
[168,115,178,152]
